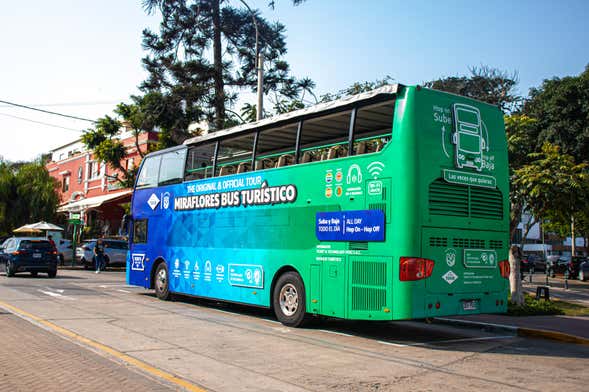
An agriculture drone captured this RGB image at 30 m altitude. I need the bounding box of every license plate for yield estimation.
[33,253,42,259]
[462,300,478,311]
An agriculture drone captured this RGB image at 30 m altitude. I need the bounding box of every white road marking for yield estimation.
[116,289,131,293]
[319,329,354,338]
[38,289,75,301]
[378,340,409,347]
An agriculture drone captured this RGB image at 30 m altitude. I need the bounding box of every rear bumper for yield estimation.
[15,264,56,273]
[422,292,507,318]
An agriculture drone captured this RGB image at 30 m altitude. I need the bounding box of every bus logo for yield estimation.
[442,270,458,285]
[346,164,362,184]
[452,104,487,172]
[325,170,333,184]
[367,162,385,179]
[162,192,170,209]
[147,193,160,210]
[131,254,145,271]
[325,187,333,198]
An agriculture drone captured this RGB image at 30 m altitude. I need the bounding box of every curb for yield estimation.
[434,317,589,346]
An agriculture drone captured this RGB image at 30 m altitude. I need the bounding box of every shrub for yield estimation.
[507,294,564,316]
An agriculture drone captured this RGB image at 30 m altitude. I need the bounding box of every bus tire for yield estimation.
[154,263,172,301]
[273,271,307,328]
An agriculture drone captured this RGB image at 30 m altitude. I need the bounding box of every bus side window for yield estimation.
[352,102,395,154]
[255,123,297,170]
[216,134,255,177]
[185,144,215,181]
[136,156,161,189]
[133,219,148,244]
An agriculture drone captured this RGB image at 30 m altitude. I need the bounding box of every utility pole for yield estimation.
[240,0,264,121]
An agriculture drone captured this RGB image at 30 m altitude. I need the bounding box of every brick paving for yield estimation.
[0,312,179,392]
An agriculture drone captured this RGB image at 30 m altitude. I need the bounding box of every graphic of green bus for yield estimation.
[452,103,486,172]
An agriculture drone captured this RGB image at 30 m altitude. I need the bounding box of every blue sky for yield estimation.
[0,0,587,161]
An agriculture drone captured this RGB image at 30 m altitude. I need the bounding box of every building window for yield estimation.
[62,176,70,192]
[77,166,83,184]
[88,161,99,179]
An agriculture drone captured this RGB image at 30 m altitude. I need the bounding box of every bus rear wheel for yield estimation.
[273,272,308,327]
[154,263,172,301]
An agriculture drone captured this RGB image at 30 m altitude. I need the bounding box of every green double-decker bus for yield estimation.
[127,84,510,327]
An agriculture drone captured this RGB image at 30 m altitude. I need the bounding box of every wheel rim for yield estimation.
[279,283,299,317]
[156,267,167,293]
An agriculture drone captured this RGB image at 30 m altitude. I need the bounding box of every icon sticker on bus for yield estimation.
[452,104,487,172]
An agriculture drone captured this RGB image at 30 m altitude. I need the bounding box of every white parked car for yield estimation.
[56,239,74,264]
[76,239,128,270]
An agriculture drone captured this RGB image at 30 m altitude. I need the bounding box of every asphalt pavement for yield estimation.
[0,268,588,391]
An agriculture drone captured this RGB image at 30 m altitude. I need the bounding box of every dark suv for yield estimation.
[0,237,58,278]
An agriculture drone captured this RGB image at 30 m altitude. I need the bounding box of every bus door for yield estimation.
[128,216,150,287]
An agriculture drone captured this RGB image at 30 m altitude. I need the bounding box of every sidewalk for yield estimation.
[0,312,176,392]
[522,275,589,306]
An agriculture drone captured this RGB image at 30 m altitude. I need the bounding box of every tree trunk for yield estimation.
[509,245,524,305]
[212,0,225,131]
[571,215,576,256]
[509,201,523,243]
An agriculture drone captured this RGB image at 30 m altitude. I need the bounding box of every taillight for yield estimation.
[12,250,22,255]
[400,257,434,281]
[499,260,510,279]
[52,250,58,255]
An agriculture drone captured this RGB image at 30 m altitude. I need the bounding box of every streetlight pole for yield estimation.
[239,0,264,121]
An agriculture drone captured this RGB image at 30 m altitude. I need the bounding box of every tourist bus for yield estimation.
[126,85,510,327]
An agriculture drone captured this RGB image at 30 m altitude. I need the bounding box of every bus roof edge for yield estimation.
[184,84,400,146]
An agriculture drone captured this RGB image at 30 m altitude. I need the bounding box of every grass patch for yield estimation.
[508,293,564,316]
[552,299,589,317]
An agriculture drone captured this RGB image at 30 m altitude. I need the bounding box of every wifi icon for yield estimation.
[367,162,385,179]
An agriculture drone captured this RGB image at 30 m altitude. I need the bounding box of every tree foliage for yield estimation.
[140,0,310,132]
[513,142,588,234]
[0,160,60,236]
[524,65,589,163]
[425,66,521,113]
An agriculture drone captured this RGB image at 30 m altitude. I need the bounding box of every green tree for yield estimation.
[425,66,521,113]
[513,143,589,255]
[505,114,538,239]
[140,0,309,132]
[524,65,589,163]
[0,160,59,236]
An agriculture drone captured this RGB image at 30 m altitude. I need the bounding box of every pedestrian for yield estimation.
[47,235,56,250]
[94,237,105,274]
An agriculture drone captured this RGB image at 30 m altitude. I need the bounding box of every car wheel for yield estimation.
[81,258,89,269]
[273,271,308,327]
[103,257,110,271]
[154,263,172,300]
[6,261,15,277]
[30,272,38,277]
[47,269,57,278]
[59,254,64,265]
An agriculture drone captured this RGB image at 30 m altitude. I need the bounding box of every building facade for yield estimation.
[46,128,158,237]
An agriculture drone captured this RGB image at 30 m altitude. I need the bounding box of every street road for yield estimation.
[0,269,587,392]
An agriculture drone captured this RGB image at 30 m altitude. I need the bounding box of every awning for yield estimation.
[57,190,132,213]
